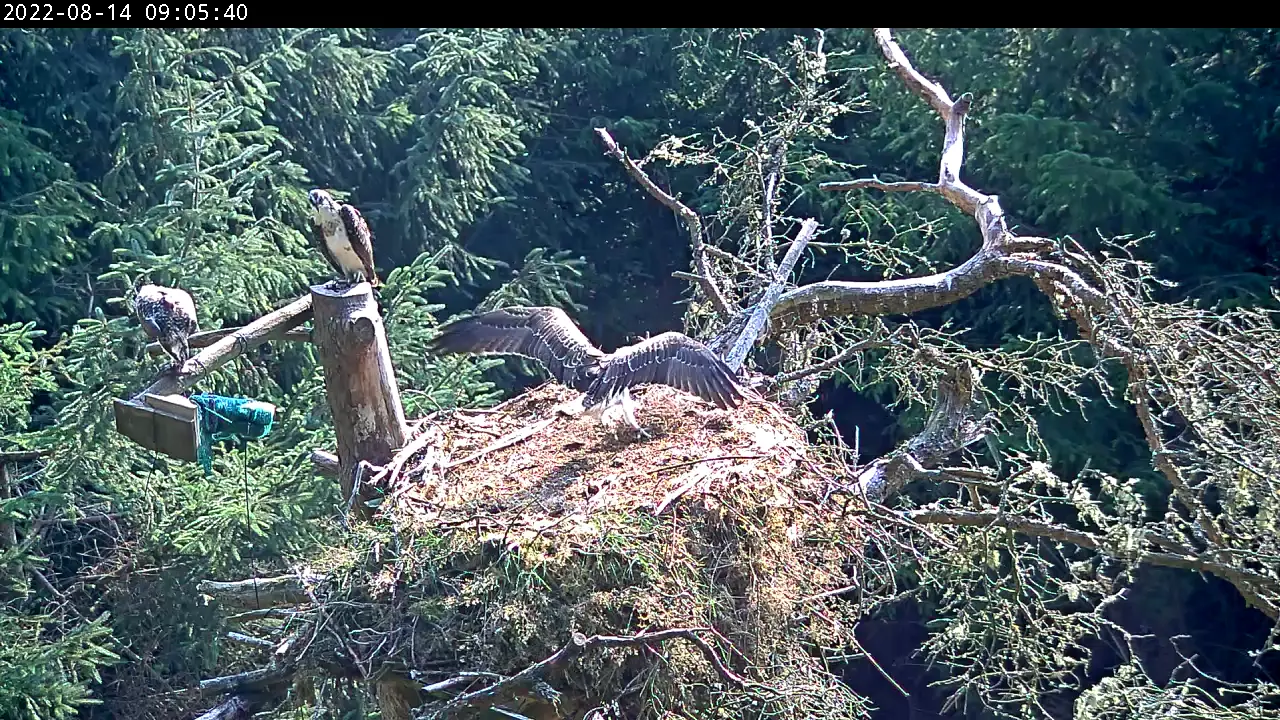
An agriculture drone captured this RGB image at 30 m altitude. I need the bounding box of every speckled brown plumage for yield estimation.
[135,283,198,369]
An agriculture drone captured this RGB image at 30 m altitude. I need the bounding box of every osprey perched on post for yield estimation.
[426,306,747,439]
[308,189,380,288]
[135,284,198,371]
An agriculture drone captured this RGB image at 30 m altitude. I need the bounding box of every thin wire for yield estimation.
[242,444,260,609]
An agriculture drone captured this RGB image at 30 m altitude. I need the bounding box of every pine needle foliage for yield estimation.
[2,25,1280,720]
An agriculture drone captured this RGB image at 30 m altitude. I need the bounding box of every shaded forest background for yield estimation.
[1,27,1278,719]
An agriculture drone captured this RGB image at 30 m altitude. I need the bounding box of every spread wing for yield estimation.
[586,332,744,410]
[339,204,379,286]
[426,306,604,391]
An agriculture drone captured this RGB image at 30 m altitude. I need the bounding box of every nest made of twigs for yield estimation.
[312,383,871,720]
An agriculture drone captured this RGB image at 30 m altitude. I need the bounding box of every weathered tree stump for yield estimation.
[310,283,408,518]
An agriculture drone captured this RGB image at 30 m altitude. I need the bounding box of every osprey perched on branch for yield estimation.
[308,189,380,288]
[426,306,747,439]
[135,283,198,371]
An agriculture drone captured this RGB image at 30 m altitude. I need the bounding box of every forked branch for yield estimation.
[595,127,733,318]
[814,28,1279,620]
[426,627,772,718]
[851,361,989,503]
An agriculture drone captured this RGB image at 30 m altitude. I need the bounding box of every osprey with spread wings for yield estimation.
[426,306,747,439]
[308,189,380,288]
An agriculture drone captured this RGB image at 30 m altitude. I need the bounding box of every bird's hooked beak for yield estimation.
[308,189,337,217]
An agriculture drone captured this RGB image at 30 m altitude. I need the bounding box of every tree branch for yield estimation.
[594,127,733,318]
[133,294,314,401]
[759,136,787,275]
[766,331,893,389]
[311,449,340,478]
[197,572,323,611]
[770,246,1014,328]
[0,450,47,463]
[193,695,258,720]
[769,29,1025,332]
[907,508,1280,620]
[723,218,819,372]
[198,667,292,696]
[852,361,989,503]
[426,628,769,718]
[226,631,277,649]
[146,327,312,358]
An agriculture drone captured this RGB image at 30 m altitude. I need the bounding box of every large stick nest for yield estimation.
[311,383,871,719]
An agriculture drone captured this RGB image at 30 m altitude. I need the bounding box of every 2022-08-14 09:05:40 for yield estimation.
[1,2,247,21]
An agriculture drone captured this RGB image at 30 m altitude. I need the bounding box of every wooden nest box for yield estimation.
[113,393,199,462]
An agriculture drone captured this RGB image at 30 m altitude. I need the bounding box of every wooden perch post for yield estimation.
[310,282,408,520]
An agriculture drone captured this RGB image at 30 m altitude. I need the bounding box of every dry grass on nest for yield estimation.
[319,383,872,719]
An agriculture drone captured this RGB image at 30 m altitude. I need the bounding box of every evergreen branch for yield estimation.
[766,332,894,389]
[594,127,733,318]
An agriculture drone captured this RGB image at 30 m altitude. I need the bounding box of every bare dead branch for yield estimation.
[769,30,1028,331]
[146,326,312,358]
[198,667,292,696]
[197,572,323,611]
[311,449,340,478]
[226,631,276,649]
[907,508,1279,620]
[872,27,957,116]
[759,136,787,274]
[595,127,733,318]
[702,243,769,280]
[0,450,47,462]
[817,178,937,194]
[427,628,771,718]
[724,218,820,371]
[852,362,989,503]
[224,607,313,625]
[770,247,1016,328]
[767,332,894,389]
[193,695,258,720]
